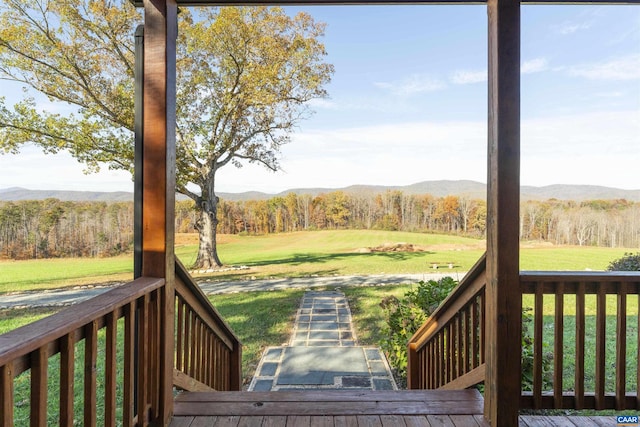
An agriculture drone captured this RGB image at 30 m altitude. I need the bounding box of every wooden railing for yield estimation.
[407,253,486,390]
[0,276,166,426]
[0,259,241,426]
[174,259,242,392]
[408,258,640,413]
[520,271,640,411]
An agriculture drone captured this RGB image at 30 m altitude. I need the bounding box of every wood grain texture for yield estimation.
[485,0,521,424]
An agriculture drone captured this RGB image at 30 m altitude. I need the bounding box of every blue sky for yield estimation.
[1,5,639,193]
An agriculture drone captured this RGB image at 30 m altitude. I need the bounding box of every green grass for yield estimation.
[3,310,127,426]
[343,284,415,345]
[185,230,485,280]
[0,307,58,334]
[522,294,639,393]
[1,284,638,404]
[208,289,306,385]
[2,230,634,294]
[0,255,133,294]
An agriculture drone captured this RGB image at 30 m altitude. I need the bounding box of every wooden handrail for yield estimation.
[174,258,242,391]
[407,253,486,389]
[0,276,164,372]
[0,276,165,427]
[0,259,243,426]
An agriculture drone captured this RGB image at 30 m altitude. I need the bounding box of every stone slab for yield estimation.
[277,347,368,385]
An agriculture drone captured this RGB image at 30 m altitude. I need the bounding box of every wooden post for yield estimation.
[485,0,521,425]
[142,0,177,424]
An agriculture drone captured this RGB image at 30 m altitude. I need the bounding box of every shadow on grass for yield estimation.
[195,268,342,282]
[208,289,306,386]
[243,251,435,267]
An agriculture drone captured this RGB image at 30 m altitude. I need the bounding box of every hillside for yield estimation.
[1,181,639,202]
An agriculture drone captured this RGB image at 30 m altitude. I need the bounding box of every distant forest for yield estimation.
[1,191,639,260]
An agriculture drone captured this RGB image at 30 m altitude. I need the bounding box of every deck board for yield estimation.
[170,390,620,426]
[174,390,484,417]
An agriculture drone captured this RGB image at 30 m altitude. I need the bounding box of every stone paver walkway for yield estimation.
[248,290,397,391]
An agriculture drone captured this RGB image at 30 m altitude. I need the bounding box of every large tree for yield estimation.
[0,0,333,268]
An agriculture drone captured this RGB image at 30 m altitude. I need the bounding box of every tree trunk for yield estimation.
[194,198,223,269]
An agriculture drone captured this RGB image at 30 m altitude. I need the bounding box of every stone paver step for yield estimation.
[248,290,397,392]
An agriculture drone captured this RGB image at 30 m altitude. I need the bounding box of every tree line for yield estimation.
[0,199,133,260]
[205,192,639,249]
[2,192,639,260]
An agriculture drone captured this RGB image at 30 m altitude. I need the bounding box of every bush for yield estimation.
[607,252,640,271]
[379,277,457,379]
[380,279,553,390]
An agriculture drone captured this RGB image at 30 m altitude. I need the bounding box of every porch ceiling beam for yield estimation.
[131,0,640,6]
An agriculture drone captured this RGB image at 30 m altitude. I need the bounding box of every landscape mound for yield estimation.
[355,242,426,253]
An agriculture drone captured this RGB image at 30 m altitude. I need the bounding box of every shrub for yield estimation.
[379,277,457,379]
[380,279,553,390]
[607,252,640,271]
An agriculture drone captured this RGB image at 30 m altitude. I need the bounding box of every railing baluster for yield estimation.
[84,320,98,427]
[464,305,471,374]
[138,294,149,426]
[151,291,160,419]
[105,312,117,427]
[60,334,75,426]
[1,361,14,427]
[220,339,225,390]
[446,325,452,383]
[199,319,205,382]
[184,305,192,376]
[31,346,48,427]
[208,332,214,386]
[480,291,485,365]
[123,302,135,427]
[457,313,463,380]
[554,282,564,409]
[430,340,435,388]
[471,297,480,368]
[575,282,585,410]
[533,283,543,409]
[594,286,606,410]
[189,312,197,379]
[194,317,201,381]
[616,282,627,410]
[176,297,184,372]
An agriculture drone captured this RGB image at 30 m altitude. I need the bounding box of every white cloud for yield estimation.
[220,111,640,193]
[450,58,548,85]
[307,98,338,110]
[521,58,549,74]
[521,110,640,188]
[374,74,446,96]
[555,21,592,35]
[0,146,133,192]
[450,69,487,85]
[566,54,640,81]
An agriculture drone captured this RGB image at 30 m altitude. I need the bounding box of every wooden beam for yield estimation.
[142,0,177,424]
[484,0,521,425]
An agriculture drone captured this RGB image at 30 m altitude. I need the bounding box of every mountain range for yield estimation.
[1,180,639,202]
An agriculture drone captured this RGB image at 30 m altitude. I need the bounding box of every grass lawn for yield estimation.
[0,229,636,419]
[2,230,633,294]
[0,255,133,294]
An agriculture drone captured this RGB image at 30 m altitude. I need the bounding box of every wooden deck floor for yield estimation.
[169,390,619,426]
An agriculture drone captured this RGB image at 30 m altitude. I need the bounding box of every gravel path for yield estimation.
[0,272,467,309]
